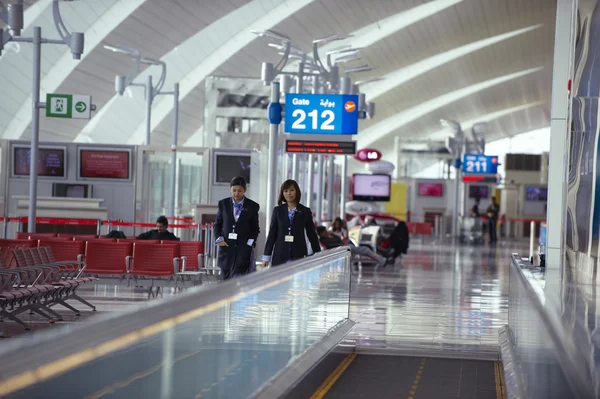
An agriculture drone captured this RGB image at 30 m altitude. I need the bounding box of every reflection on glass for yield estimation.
[6,252,351,399]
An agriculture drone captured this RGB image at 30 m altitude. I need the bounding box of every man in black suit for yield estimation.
[214,176,260,280]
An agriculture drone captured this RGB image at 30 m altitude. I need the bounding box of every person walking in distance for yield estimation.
[262,180,321,267]
[214,176,260,280]
[486,196,499,244]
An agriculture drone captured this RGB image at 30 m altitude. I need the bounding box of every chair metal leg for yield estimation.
[31,308,55,323]
[69,294,96,311]
[0,310,30,330]
[55,299,81,316]
[40,305,63,321]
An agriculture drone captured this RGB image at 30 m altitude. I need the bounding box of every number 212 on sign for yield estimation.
[291,109,335,131]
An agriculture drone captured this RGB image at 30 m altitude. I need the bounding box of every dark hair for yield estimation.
[278,179,301,205]
[156,216,168,226]
[316,226,327,234]
[230,176,247,189]
[332,217,344,230]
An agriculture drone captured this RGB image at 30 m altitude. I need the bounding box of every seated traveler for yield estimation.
[329,217,348,240]
[383,221,409,259]
[137,216,179,241]
[317,226,386,268]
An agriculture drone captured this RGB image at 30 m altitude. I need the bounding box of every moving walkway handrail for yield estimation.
[508,254,594,398]
[0,246,352,395]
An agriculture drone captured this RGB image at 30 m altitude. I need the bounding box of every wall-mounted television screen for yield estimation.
[418,182,444,197]
[526,186,548,201]
[12,145,66,178]
[468,185,489,199]
[52,183,92,199]
[215,154,251,184]
[78,148,131,180]
[352,174,391,202]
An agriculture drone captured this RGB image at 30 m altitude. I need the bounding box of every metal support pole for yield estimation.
[307,154,315,209]
[27,27,42,233]
[546,0,578,272]
[340,155,347,220]
[292,155,300,181]
[145,74,153,145]
[266,82,281,231]
[394,136,402,180]
[451,165,460,237]
[291,66,304,183]
[316,155,324,224]
[168,83,179,218]
[529,221,536,263]
[326,156,335,222]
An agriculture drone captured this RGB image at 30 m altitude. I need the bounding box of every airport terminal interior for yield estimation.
[0,0,596,398]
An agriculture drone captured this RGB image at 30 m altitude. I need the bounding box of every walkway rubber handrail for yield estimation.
[0,246,351,397]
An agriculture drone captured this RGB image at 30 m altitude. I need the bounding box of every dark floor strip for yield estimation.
[292,355,499,399]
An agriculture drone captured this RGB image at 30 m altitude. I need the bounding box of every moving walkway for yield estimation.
[0,247,506,399]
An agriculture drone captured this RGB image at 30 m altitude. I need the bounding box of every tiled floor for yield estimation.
[2,238,526,361]
[342,238,528,359]
[0,278,220,338]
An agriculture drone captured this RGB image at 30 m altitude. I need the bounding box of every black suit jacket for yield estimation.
[214,197,260,272]
[263,203,320,266]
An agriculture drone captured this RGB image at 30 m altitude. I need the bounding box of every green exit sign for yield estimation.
[46,94,91,119]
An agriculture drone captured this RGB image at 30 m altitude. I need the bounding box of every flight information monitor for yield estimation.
[12,145,66,178]
[285,140,356,154]
[78,148,131,180]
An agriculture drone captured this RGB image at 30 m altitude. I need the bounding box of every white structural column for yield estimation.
[546,0,578,271]
[326,156,335,222]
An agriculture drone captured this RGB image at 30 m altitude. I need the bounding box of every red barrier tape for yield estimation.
[168,217,195,222]
[5,217,204,229]
[7,217,99,225]
[105,221,199,229]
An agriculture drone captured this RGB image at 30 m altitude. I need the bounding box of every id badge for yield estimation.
[228,233,238,240]
[284,235,294,243]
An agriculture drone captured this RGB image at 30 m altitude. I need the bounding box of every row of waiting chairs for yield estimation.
[0,246,96,330]
[15,233,184,242]
[0,238,205,275]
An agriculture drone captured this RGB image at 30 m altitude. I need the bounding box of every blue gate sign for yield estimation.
[284,93,359,135]
[462,154,499,175]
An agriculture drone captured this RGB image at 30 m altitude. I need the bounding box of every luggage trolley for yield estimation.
[460,216,484,244]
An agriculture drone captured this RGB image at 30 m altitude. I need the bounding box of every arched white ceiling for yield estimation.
[0,0,557,156]
[284,0,465,72]
[426,101,548,140]
[1,0,145,140]
[74,0,317,144]
[361,25,542,101]
[183,0,465,146]
[357,67,544,148]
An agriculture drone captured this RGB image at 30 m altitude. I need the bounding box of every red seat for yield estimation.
[37,246,51,263]
[15,232,56,240]
[85,241,133,274]
[130,243,180,276]
[72,235,99,241]
[174,241,203,271]
[0,239,38,267]
[11,248,32,268]
[38,240,85,262]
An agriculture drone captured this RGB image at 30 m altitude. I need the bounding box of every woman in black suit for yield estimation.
[262,179,320,267]
[214,176,260,280]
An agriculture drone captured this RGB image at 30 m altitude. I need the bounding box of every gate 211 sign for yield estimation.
[462,153,499,175]
[284,93,359,135]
